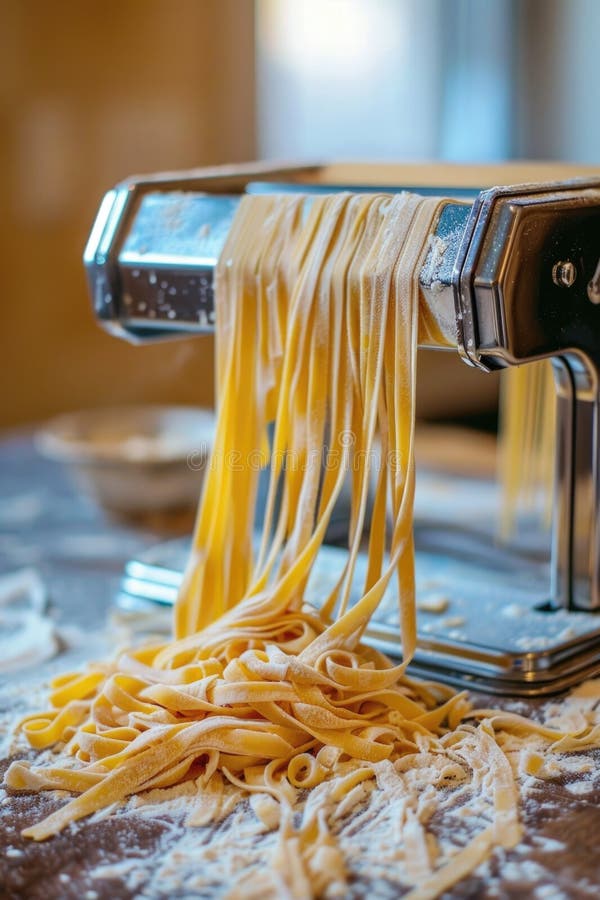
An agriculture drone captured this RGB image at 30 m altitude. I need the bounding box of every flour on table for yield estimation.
[3,665,600,897]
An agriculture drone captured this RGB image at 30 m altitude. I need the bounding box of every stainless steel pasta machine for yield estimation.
[84,162,600,695]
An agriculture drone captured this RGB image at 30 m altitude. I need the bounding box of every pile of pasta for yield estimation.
[6,192,600,897]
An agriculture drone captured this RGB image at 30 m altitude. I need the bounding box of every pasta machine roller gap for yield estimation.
[83,163,600,695]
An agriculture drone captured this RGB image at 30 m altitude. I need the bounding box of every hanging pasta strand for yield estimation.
[498,361,556,541]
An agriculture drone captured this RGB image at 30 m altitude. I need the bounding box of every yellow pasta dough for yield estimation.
[5,192,600,898]
[9,191,449,827]
[498,361,556,540]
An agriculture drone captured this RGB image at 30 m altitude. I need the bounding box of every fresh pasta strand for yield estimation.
[6,192,600,899]
[498,361,556,541]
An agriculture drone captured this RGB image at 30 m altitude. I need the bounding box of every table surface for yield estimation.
[1,433,600,900]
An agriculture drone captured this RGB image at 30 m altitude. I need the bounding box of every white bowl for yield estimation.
[36,405,216,514]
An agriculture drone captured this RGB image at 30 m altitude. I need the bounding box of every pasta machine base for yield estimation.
[116,471,600,697]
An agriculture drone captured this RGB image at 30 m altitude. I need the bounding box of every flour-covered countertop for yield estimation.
[2,432,600,900]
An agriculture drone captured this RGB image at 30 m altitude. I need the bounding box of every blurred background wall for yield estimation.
[256,0,600,164]
[1,0,256,427]
[1,0,598,429]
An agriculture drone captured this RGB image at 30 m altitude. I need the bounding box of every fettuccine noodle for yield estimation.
[498,361,556,540]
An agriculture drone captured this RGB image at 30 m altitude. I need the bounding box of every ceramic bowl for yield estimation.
[36,405,216,514]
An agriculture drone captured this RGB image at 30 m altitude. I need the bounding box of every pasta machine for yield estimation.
[84,162,600,696]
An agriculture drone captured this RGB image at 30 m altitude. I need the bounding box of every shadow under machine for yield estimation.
[84,162,600,697]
